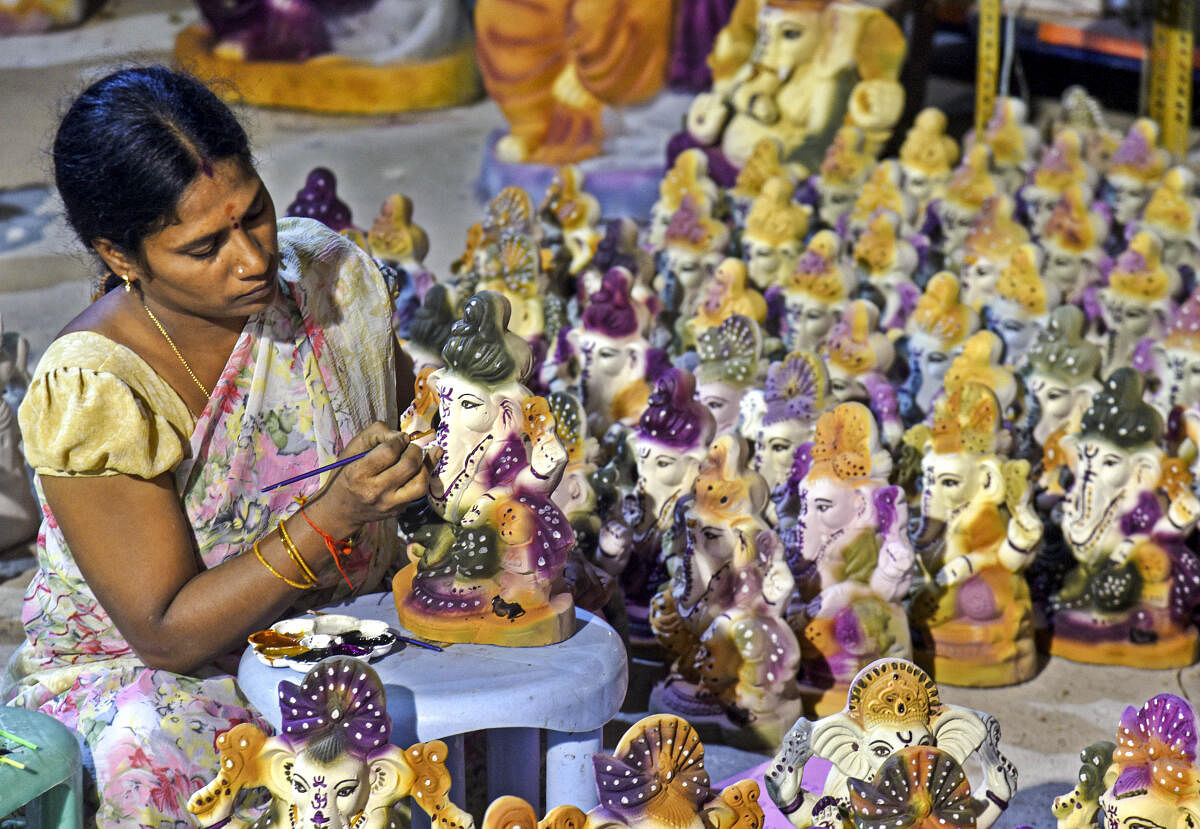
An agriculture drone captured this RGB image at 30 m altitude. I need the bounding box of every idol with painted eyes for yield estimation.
[682,258,767,351]
[650,436,802,748]
[845,160,918,240]
[1094,694,1200,829]
[653,195,730,336]
[812,126,875,230]
[1019,128,1093,237]
[1135,166,1200,271]
[1152,291,1200,488]
[959,195,1029,313]
[898,272,979,426]
[974,97,1040,194]
[853,209,920,333]
[1103,118,1170,235]
[984,243,1059,371]
[823,300,902,446]
[778,230,856,353]
[897,108,959,220]
[395,291,577,646]
[905,382,1042,686]
[366,193,434,337]
[766,658,1017,829]
[775,403,914,715]
[741,175,810,291]
[538,165,603,280]
[565,266,655,435]
[1052,368,1200,667]
[1098,230,1179,377]
[695,314,765,437]
[1018,305,1103,494]
[747,350,829,521]
[926,145,999,271]
[404,283,457,377]
[1039,183,1111,309]
[646,149,722,253]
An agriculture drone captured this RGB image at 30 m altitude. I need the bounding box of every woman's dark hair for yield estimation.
[53,65,253,289]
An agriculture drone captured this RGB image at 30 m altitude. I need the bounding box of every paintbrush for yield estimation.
[261,429,435,493]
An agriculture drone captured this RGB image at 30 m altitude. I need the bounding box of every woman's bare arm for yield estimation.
[40,423,427,674]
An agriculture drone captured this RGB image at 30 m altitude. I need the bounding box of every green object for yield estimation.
[0,707,82,828]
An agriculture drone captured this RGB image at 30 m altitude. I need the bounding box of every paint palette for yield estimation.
[249,614,400,669]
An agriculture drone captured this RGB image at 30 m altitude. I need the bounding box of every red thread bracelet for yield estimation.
[293,496,356,590]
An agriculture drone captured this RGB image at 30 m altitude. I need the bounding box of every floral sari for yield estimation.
[4,218,400,827]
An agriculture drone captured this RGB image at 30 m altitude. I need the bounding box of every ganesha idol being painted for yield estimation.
[898,272,979,426]
[650,436,802,748]
[696,314,765,437]
[565,266,656,436]
[394,291,576,646]
[852,209,919,334]
[823,300,903,447]
[766,658,1017,829]
[1051,368,1200,668]
[774,402,914,716]
[776,230,856,354]
[906,382,1042,687]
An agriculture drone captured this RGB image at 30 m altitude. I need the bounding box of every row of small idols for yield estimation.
[185,654,1197,829]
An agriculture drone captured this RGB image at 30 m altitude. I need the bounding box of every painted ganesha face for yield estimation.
[920,452,982,524]
[1161,347,1200,409]
[286,752,370,829]
[434,371,500,436]
[753,418,813,495]
[795,476,867,563]
[863,723,934,766]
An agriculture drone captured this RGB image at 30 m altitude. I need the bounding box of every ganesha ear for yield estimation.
[810,715,871,780]
[1179,799,1200,829]
[1131,450,1160,488]
[259,737,299,801]
[359,746,416,828]
[978,457,1005,504]
[931,706,987,764]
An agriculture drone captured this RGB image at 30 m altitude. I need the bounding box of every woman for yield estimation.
[4,66,429,825]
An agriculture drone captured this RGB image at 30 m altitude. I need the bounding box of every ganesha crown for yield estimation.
[848,660,941,728]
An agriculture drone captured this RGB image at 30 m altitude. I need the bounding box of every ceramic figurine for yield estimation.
[811,127,876,230]
[1,0,101,33]
[482,714,764,829]
[852,210,920,333]
[1046,85,1122,170]
[475,0,671,163]
[975,97,1039,194]
[1051,741,1117,829]
[905,382,1042,686]
[1018,306,1103,494]
[1039,183,1111,308]
[1094,694,1200,829]
[655,197,732,331]
[188,656,473,829]
[367,193,433,336]
[846,160,918,239]
[928,145,999,268]
[649,436,802,748]
[765,658,1017,829]
[606,368,717,631]
[565,267,656,436]
[405,284,458,377]
[675,0,906,182]
[1104,118,1171,232]
[1019,128,1092,237]
[823,301,903,447]
[1154,292,1200,479]
[742,350,829,510]
[287,167,355,232]
[1051,369,1200,667]
[960,195,1030,311]
[741,176,811,291]
[898,108,959,220]
[777,403,915,716]
[729,138,798,218]
[940,332,1020,430]
[898,272,979,425]
[984,243,1058,371]
[695,315,765,437]
[393,291,576,646]
[848,747,984,829]
[778,230,856,353]
[1137,166,1200,271]
[1098,230,1179,376]
[473,232,555,391]
[539,165,604,280]
[685,258,768,349]
[647,149,723,253]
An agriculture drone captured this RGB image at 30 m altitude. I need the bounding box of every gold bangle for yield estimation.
[278,518,319,584]
[253,540,315,590]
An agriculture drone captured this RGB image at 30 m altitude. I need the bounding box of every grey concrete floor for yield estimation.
[0,3,1194,828]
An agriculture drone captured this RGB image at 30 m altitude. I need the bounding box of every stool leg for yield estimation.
[544,729,601,812]
[486,728,541,810]
[27,779,83,829]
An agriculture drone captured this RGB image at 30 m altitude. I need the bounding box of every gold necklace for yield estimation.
[142,303,213,400]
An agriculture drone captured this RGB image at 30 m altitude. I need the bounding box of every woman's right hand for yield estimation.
[308,421,434,538]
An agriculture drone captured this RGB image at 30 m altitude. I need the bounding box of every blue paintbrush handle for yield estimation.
[261,449,373,493]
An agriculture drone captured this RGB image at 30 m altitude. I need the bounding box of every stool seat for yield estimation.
[0,707,83,828]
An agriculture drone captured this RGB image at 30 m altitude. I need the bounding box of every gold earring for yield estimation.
[121,274,133,293]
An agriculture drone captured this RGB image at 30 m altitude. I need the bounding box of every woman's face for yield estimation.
[132,157,279,319]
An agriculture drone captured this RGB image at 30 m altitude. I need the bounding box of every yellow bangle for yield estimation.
[253,540,315,590]
[278,518,319,584]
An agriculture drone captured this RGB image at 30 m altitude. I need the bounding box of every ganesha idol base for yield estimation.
[911,569,1038,688]
[648,679,802,751]
[392,565,575,647]
[1049,605,1200,669]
